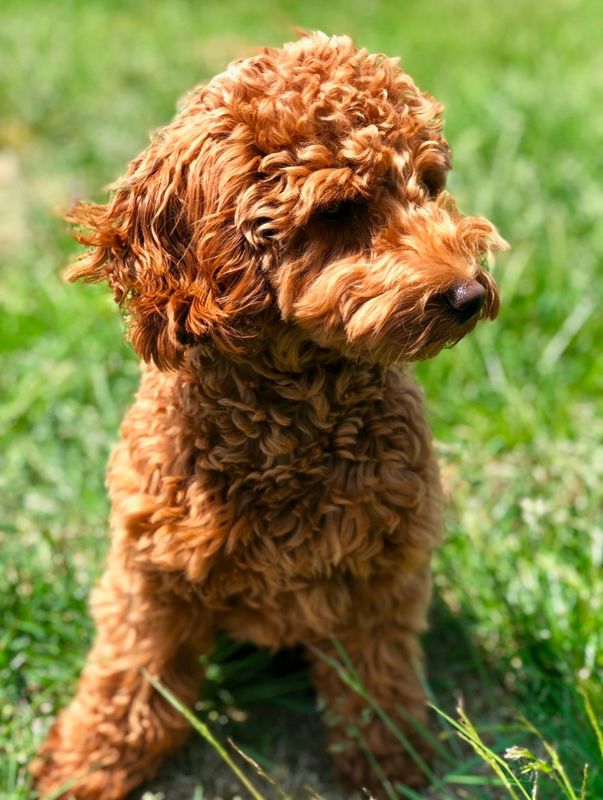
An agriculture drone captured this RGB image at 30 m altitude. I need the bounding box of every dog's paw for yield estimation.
[30,727,128,800]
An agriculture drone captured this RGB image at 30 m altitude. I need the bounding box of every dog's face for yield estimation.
[67,33,506,369]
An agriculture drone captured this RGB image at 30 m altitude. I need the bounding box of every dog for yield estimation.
[32,32,506,799]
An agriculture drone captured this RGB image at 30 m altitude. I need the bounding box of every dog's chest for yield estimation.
[187,363,438,591]
[120,359,441,623]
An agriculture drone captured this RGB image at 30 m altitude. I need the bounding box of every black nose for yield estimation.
[445,280,487,322]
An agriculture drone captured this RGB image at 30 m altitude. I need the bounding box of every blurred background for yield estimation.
[1,0,602,798]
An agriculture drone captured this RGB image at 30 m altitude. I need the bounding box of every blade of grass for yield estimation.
[353,725,396,800]
[309,641,456,799]
[393,782,427,800]
[579,686,603,759]
[142,669,267,800]
[228,738,294,800]
[420,668,465,762]
[393,702,456,766]
[579,764,589,800]
[317,643,430,767]
[520,718,579,800]
[443,774,507,786]
[431,704,533,800]
[39,766,101,800]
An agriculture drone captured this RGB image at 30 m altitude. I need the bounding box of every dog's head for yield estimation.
[67,33,507,369]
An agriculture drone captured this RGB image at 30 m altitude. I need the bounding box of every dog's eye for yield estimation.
[321,203,344,219]
[419,167,446,199]
[314,199,365,224]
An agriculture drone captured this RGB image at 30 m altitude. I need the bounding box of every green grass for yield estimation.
[1,0,602,797]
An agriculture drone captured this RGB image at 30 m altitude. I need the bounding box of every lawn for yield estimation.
[1,0,602,798]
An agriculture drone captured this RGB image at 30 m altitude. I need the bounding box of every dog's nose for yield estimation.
[444,280,486,322]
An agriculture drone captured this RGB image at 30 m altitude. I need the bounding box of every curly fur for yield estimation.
[31,32,506,799]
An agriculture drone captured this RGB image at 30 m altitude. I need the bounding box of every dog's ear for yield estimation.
[65,104,269,369]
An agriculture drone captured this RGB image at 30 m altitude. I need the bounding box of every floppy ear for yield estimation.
[65,103,270,369]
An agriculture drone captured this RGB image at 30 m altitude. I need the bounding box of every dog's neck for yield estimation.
[180,322,389,424]
[188,321,382,379]
[171,324,395,496]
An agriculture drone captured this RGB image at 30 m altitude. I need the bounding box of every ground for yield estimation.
[1,0,602,798]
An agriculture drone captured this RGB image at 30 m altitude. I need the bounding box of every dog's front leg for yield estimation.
[308,568,434,797]
[31,555,212,800]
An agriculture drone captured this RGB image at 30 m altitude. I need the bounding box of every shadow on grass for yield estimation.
[129,597,516,800]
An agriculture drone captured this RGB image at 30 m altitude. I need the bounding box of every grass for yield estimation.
[1,0,602,797]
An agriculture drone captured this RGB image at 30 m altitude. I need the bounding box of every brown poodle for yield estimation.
[31,32,506,800]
